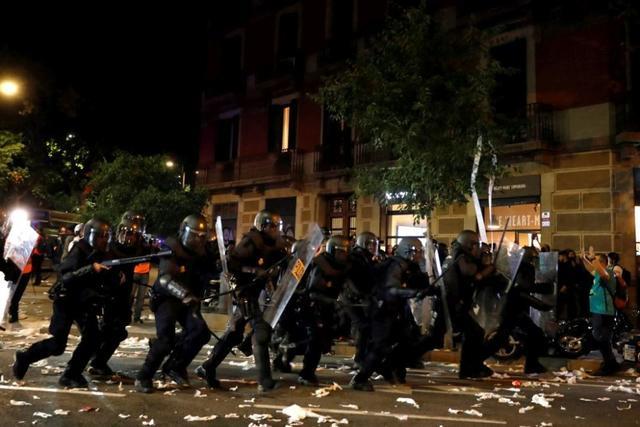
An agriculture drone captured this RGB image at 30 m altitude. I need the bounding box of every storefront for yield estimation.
[481,174,542,248]
[384,205,428,252]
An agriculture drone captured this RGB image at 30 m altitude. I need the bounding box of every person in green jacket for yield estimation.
[583,253,620,375]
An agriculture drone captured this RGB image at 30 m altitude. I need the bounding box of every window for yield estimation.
[277,11,298,60]
[328,195,357,237]
[269,99,297,152]
[212,203,238,244]
[329,0,354,40]
[215,115,239,162]
[265,197,296,237]
[320,108,352,168]
[491,38,528,143]
[221,35,243,80]
[484,202,541,248]
[386,205,427,251]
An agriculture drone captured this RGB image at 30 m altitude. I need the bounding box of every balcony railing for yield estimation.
[313,142,397,173]
[196,149,303,186]
[526,102,554,141]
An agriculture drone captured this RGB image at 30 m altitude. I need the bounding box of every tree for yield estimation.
[0,131,26,194]
[84,152,207,236]
[315,2,504,219]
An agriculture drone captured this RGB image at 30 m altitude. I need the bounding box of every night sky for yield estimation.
[0,6,207,167]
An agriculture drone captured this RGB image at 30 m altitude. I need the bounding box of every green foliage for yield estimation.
[315,3,505,218]
[0,131,25,189]
[85,152,207,236]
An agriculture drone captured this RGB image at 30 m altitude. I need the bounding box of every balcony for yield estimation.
[196,149,303,189]
[313,142,396,176]
[501,103,554,154]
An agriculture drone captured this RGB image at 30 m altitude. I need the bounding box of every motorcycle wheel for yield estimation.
[493,334,523,361]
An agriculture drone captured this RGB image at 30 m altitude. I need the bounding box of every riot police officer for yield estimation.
[297,235,351,386]
[345,232,378,367]
[196,210,287,392]
[351,237,431,391]
[443,230,496,379]
[13,218,118,388]
[135,214,215,393]
[88,212,148,377]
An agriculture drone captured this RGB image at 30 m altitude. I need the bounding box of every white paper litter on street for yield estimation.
[11,400,32,406]
[312,382,342,398]
[32,413,52,419]
[396,398,420,409]
[193,389,207,398]
[518,406,535,414]
[282,404,320,423]
[184,414,218,422]
[229,386,238,391]
[224,413,240,418]
[142,419,155,426]
[464,409,483,417]
[118,414,131,419]
[31,396,40,400]
[532,394,552,408]
[53,410,69,415]
[448,409,461,415]
[249,414,273,421]
[340,404,359,410]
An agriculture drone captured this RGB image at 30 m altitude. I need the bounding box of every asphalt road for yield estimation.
[1,287,640,426]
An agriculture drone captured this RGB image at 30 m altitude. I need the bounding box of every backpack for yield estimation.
[610,265,629,310]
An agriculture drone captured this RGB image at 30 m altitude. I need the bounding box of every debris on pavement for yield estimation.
[184,414,218,422]
[194,389,207,398]
[531,394,552,408]
[396,398,420,409]
[118,414,131,419]
[53,410,69,416]
[340,404,359,410]
[78,406,99,413]
[312,382,342,398]
[10,400,32,406]
[32,412,52,419]
[518,406,535,414]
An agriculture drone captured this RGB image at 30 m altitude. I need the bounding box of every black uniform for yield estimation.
[14,239,119,384]
[137,237,215,383]
[89,242,149,374]
[299,252,350,383]
[352,256,430,387]
[199,228,286,390]
[345,246,376,366]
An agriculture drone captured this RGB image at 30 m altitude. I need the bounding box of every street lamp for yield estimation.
[0,79,20,98]
[165,159,185,188]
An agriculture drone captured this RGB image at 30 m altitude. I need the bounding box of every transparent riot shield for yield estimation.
[530,252,558,336]
[471,238,525,337]
[214,216,233,315]
[0,272,16,329]
[4,222,39,272]
[263,223,323,329]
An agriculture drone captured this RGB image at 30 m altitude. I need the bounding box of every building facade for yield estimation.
[197,1,640,288]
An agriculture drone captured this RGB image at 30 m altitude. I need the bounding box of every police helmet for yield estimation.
[253,210,283,232]
[326,235,351,257]
[83,218,111,252]
[121,210,146,234]
[355,231,378,255]
[179,214,209,252]
[396,237,424,261]
[73,223,83,236]
[116,217,144,247]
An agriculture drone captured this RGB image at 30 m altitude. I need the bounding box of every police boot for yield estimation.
[59,369,89,388]
[88,363,115,378]
[349,374,374,392]
[194,364,224,389]
[163,366,191,387]
[272,352,292,373]
[135,377,154,394]
[12,350,29,380]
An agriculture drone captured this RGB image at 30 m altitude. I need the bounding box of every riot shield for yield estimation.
[4,222,39,272]
[214,216,233,315]
[263,223,323,329]
[470,238,525,337]
[0,272,16,329]
[530,252,558,336]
